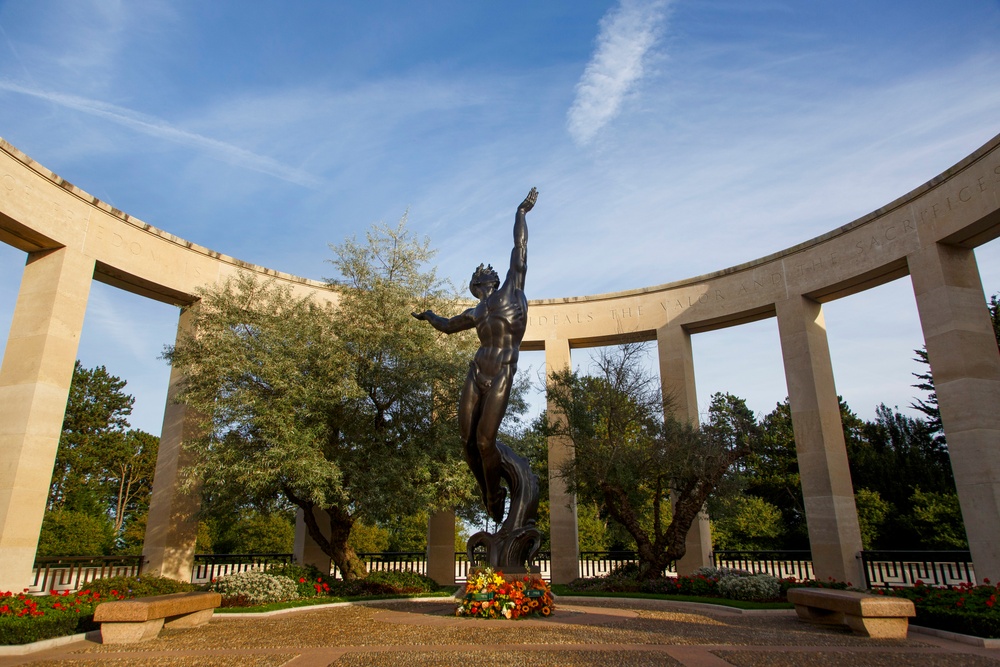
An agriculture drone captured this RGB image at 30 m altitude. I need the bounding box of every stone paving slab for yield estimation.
[0,599,995,666]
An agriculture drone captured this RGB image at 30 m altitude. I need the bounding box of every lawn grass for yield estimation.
[550,585,793,610]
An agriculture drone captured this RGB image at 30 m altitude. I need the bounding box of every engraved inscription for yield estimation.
[854,218,915,255]
[94,224,156,261]
[919,165,1000,223]
[2,174,14,190]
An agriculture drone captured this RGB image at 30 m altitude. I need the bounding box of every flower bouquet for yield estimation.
[456,567,554,619]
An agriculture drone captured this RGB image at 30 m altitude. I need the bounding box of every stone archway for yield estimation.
[2,134,1000,589]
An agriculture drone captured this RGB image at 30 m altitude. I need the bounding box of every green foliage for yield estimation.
[50,362,134,513]
[905,488,967,549]
[882,582,1000,638]
[0,608,82,645]
[742,400,808,549]
[711,495,784,551]
[854,488,892,550]
[364,570,439,593]
[36,509,114,557]
[166,218,476,579]
[577,502,610,552]
[213,512,295,554]
[547,343,758,579]
[45,362,157,547]
[849,404,960,548]
[85,575,195,598]
[348,519,391,553]
[383,511,429,552]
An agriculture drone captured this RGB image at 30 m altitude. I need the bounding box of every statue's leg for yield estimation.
[477,366,514,522]
[458,367,489,506]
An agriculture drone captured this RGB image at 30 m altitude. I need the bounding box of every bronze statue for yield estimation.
[413,188,541,569]
[413,187,536,521]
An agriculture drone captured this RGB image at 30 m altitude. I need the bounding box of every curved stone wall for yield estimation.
[2,133,1000,589]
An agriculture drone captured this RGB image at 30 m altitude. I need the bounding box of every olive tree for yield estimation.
[546,343,758,579]
[166,219,475,579]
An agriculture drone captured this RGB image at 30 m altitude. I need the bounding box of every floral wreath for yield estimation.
[456,567,554,619]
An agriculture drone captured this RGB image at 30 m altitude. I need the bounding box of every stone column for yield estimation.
[426,509,456,585]
[294,507,332,575]
[0,247,94,592]
[545,338,579,584]
[775,295,864,585]
[656,323,712,575]
[142,305,203,582]
[908,242,1000,583]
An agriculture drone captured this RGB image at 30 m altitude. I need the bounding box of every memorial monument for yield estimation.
[412,187,542,571]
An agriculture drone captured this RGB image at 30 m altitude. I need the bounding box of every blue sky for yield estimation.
[1,0,1000,435]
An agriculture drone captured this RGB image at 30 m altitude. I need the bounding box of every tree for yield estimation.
[854,488,892,550]
[105,429,159,535]
[166,219,476,579]
[45,362,158,550]
[711,495,785,551]
[49,362,135,514]
[37,509,114,557]
[547,343,758,579]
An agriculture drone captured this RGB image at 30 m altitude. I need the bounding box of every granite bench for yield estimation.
[93,591,222,644]
[786,588,915,639]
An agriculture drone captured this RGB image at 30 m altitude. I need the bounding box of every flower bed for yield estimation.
[877,580,1000,638]
[457,568,554,619]
[0,588,118,645]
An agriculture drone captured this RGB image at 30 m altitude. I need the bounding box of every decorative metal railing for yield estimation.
[29,555,144,594]
[30,549,979,592]
[578,550,639,578]
[190,552,293,584]
[860,550,975,589]
[712,550,815,581]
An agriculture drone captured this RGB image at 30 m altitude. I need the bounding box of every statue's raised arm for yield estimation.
[506,187,537,292]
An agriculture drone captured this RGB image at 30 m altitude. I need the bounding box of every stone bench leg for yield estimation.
[793,605,844,625]
[164,608,215,629]
[100,618,165,644]
[845,614,909,639]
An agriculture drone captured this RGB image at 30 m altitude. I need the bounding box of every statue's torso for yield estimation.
[473,288,527,376]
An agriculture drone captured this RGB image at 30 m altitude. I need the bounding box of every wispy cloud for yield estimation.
[0,81,323,188]
[567,0,669,146]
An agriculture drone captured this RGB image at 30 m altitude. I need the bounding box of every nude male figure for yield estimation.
[412,187,537,522]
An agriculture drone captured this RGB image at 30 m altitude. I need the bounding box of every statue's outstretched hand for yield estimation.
[519,187,538,213]
[411,311,429,321]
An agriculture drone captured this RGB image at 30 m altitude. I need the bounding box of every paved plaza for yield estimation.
[0,598,996,667]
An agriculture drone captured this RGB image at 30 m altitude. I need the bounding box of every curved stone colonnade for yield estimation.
[2,134,999,591]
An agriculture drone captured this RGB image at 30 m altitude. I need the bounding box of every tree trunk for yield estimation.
[325,505,368,580]
[285,487,369,580]
[600,482,660,580]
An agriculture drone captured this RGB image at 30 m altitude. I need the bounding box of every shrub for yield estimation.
[208,571,298,605]
[267,564,328,598]
[86,575,195,599]
[675,574,718,596]
[364,570,439,594]
[717,573,781,601]
[0,589,106,645]
[878,581,1000,638]
[0,608,81,645]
